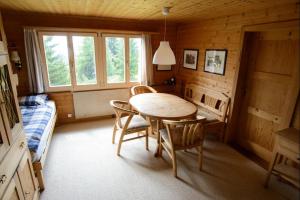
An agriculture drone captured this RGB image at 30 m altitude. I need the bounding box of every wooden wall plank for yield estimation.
[174,2,299,143]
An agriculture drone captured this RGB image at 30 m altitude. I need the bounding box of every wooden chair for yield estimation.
[131,85,157,96]
[158,117,206,177]
[110,100,150,155]
[184,83,230,141]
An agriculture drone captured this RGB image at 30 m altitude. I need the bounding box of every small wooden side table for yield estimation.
[264,128,300,188]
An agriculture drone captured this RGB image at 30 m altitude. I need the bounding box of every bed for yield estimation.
[19,95,57,191]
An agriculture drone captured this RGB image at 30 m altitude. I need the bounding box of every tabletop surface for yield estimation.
[129,93,197,119]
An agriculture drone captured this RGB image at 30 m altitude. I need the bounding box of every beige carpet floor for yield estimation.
[40,119,299,200]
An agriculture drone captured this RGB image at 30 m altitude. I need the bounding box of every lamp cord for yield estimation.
[164,15,166,41]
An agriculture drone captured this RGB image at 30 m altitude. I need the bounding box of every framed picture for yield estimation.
[183,49,199,70]
[204,49,227,75]
[157,65,172,71]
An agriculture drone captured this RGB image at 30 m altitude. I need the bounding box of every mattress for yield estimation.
[20,100,56,162]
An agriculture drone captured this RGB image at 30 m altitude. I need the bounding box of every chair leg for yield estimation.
[264,152,279,188]
[198,146,203,171]
[145,129,149,151]
[219,123,226,142]
[117,130,126,156]
[171,150,177,177]
[112,124,117,144]
[158,134,163,157]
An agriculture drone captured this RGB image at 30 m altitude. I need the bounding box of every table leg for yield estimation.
[154,119,161,157]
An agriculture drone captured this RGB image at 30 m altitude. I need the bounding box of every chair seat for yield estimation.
[160,128,202,147]
[197,109,219,123]
[120,115,150,130]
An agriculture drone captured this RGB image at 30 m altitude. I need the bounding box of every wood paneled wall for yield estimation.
[48,92,75,124]
[174,3,299,97]
[174,3,299,142]
[2,2,299,125]
[1,11,177,123]
[1,10,177,96]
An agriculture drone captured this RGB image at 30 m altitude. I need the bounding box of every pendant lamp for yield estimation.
[153,7,176,65]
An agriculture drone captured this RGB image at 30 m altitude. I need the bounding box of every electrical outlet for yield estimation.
[67,114,73,118]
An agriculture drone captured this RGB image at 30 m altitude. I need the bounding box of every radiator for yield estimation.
[73,89,130,119]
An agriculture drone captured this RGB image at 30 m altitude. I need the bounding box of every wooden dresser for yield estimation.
[0,12,39,200]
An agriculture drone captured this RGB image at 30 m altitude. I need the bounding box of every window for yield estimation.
[39,31,143,92]
[129,38,142,82]
[104,34,142,86]
[105,37,125,84]
[72,35,97,86]
[43,35,71,87]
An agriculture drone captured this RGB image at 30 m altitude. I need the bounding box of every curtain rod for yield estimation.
[23,26,160,35]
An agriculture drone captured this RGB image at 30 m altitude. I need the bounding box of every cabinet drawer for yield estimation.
[0,133,26,195]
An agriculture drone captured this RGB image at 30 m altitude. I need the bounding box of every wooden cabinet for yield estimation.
[1,174,24,200]
[0,110,9,161]
[17,152,39,200]
[0,11,39,200]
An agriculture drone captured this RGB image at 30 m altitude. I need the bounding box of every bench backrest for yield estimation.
[184,83,230,122]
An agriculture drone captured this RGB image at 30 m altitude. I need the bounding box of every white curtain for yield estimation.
[24,28,45,94]
[140,34,153,86]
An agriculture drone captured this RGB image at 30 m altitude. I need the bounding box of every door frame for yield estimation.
[226,20,300,145]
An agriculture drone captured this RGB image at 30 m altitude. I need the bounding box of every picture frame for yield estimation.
[204,49,227,75]
[156,65,172,71]
[183,49,199,70]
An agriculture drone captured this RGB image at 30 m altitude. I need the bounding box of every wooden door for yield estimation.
[237,25,299,163]
[17,152,38,200]
[1,174,24,200]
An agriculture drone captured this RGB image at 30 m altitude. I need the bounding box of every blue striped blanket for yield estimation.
[20,104,53,152]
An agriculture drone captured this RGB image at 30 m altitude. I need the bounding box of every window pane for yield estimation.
[72,36,97,85]
[105,37,125,83]
[43,35,71,87]
[129,38,142,82]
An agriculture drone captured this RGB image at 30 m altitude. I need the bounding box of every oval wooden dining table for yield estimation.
[129,93,198,156]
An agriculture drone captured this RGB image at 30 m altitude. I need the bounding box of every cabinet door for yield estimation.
[0,110,9,161]
[1,174,24,200]
[0,55,22,142]
[17,152,38,200]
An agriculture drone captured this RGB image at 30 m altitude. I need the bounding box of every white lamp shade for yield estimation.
[153,41,176,65]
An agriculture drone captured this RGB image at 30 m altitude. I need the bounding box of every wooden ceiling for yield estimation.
[0,0,297,22]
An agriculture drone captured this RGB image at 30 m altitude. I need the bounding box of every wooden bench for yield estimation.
[184,83,230,141]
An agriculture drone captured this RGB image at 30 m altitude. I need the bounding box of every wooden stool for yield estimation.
[264,128,300,188]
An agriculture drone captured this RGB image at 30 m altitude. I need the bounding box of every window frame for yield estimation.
[102,33,141,89]
[69,32,101,91]
[38,30,142,92]
[39,32,73,92]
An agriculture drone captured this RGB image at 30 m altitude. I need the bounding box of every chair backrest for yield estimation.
[110,100,137,128]
[184,83,230,122]
[131,85,157,96]
[163,117,205,148]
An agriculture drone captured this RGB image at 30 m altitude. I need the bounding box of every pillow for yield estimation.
[19,94,48,106]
